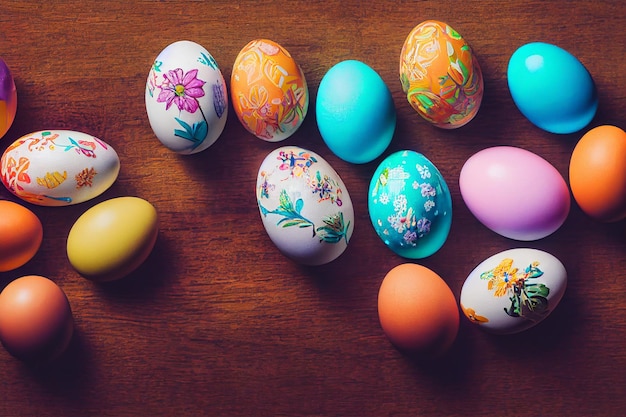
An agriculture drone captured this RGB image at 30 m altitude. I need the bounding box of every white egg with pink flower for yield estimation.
[145,40,228,154]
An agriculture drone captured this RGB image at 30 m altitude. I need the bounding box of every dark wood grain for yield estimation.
[0,1,625,416]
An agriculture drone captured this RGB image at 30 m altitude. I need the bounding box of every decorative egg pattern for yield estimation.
[368,150,452,259]
[1,130,120,206]
[231,39,309,142]
[256,146,353,265]
[460,248,567,334]
[145,40,228,154]
[400,20,483,128]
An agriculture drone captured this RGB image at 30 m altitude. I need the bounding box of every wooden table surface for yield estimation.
[1,1,625,416]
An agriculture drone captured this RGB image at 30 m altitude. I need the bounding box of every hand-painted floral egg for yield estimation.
[368,150,452,259]
[459,146,570,241]
[508,42,597,134]
[400,20,483,129]
[145,40,228,154]
[316,60,396,164]
[231,39,308,142]
[0,58,17,139]
[256,146,354,265]
[1,130,120,206]
[460,248,567,334]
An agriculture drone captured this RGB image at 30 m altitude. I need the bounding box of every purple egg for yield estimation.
[459,146,570,241]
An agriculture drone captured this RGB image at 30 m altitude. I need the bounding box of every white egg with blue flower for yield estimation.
[145,40,228,154]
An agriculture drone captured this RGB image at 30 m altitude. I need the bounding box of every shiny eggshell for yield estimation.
[67,197,158,282]
[460,248,567,334]
[459,146,570,241]
[0,200,43,272]
[569,125,626,222]
[145,40,228,154]
[507,42,598,134]
[399,20,483,128]
[316,60,396,164]
[0,275,74,361]
[256,146,354,265]
[1,130,120,206]
[368,150,452,259]
[378,263,459,355]
[231,39,309,142]
[0,58,17,139]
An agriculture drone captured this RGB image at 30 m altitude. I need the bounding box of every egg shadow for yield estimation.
[23,327,95,399]
[87,232,178,302]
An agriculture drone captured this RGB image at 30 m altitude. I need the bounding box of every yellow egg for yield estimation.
[66,197,158,282]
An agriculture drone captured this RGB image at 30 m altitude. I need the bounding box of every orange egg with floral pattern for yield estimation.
[231,39,309,142]
[400,20,483,129]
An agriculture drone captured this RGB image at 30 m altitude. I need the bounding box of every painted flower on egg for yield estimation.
[157,68,206,113]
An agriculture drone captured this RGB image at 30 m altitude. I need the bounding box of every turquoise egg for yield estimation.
[507,42,597,134]
[368,150,452,259]
[316,60,396,164]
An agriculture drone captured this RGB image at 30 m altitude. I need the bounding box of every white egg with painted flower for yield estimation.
[256,146,354,266]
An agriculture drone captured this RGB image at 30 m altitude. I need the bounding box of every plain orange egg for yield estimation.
[377,263,459,356]
[0,275,73,361]
[569,125,626,222]
[0,200,43,271]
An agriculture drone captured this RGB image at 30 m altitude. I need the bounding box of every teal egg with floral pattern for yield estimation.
[368,150,452,259]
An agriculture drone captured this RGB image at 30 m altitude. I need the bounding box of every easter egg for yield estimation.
[507,42,597,134]
[0,200,43,272]
[0,58,17,139]
[399,20,483,128]
[316,60,396,164]
[368,150,452,259]
[569,125,626,222]
[231,39,308,142]
[0,275,73,362]
[145,40,228,154]
[67,196,158,282]
[1,130,120,206]
[256,146,354,266]
[378,263,459,355]
[459,146,570,241]
[460,248,567,334]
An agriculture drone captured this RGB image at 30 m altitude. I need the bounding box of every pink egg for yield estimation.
[459,146,570,241]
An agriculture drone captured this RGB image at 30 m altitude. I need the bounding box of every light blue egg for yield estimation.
[316,60,396,164]
[368,150,452,259]
[507,42,597,134]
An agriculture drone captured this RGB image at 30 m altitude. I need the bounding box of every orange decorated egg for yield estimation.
[231,39,309,142]
[400,20,483,129]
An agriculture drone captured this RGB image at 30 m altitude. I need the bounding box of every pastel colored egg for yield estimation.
[460,248,567,334]
[459,146,570,241]
[256,146,354,266]
[399,20,483,129]
[145,40,228,154]
[368,150,452,259]
[1,130,120,206]
[316,60,396,164]
[507,42,597,134]
[0,58,17,139]
[66,197,158,282]
[378,263,459,355]
[569,125,626,222]
[231,39,309,142]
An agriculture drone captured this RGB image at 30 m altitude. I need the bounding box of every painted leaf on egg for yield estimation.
[259,189,315,236]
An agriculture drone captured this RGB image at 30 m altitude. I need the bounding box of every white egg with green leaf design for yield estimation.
[256,146,354,266]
